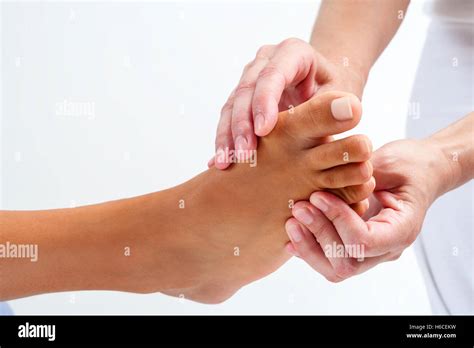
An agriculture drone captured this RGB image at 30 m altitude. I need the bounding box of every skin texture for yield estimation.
[0,92,373,304]
[287,113,474,281]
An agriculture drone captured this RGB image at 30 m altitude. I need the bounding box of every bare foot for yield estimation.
[0,93,373,303]
[132,91,373,303]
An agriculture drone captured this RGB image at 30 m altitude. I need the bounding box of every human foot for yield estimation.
[127,92,373,303]
[0,92,372,303]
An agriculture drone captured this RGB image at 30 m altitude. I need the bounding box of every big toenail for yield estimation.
[331,97,353,120]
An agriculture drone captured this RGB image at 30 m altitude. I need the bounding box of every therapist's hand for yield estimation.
[284,138,456,282]
[209,38,366,169]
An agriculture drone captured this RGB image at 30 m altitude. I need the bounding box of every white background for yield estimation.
[2,0,432,314]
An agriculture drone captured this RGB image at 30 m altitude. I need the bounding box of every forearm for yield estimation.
[311,0,410,82]
[0,192,171,300]
[426,112,474,194]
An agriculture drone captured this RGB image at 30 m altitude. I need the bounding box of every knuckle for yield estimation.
[309,221,326,241]
[242,61,253,74]
[232,118,251,134]
[338,187,357,204]
[220,101,233,115]
[234,81,256,96]
[321,173,337,188]
[256,45,273,58]
[304,97,324,123]
[352,135,372,161]
[258,65,286,83]
[357,161,373,182]
[279,37,304,48]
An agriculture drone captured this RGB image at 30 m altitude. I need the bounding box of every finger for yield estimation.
[329,177,376,205]
[252,38,317,136]
[305,134,372,170]
[231,57,270,155]
[291,201,363,278]
[289,238,397,282]
[290,201,398,279]
[317,161,373,189]
[285,242,300,257]
[285,218,342,282]
[214,89,236,170]
[309,191,413,257]
[279,91,362,140]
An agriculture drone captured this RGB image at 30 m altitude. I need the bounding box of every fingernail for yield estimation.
[287,223,303,243]
[310,194,329,213]
[254,114,265,134]
[331,97,353,121]
[294,208,314,225]
[235,135,248,152]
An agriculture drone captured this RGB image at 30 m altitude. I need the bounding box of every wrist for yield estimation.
[421,137,462,199]
[313,49,369,100]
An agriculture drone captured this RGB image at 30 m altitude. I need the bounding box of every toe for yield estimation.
[329,176,376,204]
[316,161,373,189]
[278,91,362,141]
[305,134,372,170]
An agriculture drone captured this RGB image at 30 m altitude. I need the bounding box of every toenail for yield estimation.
[331,97,353,121]
[287,223,303,243]
[235,135,248,152]
[294,208,314,225]
[310,194,329,212]
[254,114,265,134]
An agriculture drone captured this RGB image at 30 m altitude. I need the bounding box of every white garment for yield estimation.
[424,0,474,24]
[408,1,473,314]
[0,302,13,315]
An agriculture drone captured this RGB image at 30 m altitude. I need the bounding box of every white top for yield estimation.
[409,1,473,314]
[425,0,474,23]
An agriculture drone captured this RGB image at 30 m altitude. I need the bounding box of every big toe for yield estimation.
[278,91,362,143]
